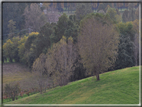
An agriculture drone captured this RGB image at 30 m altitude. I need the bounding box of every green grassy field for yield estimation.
[4,66,139,104]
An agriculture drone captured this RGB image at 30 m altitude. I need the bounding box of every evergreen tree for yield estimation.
[3,3,30,40]
[54,13,78,43]
[115,22,135,69]
[32,23,53,58]
[7,19,16,39]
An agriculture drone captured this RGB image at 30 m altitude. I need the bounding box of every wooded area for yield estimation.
[2,2,141,101]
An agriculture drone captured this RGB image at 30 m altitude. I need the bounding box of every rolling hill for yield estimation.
[4,66,139,104]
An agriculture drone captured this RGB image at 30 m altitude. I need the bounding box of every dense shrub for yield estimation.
[4,83,21,101]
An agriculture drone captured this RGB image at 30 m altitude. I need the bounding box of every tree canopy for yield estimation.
[78,13,119,80]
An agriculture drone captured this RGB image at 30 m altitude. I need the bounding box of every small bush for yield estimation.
[4,83,21,101]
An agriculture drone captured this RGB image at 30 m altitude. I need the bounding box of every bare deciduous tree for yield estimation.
[32,53,49,94]
[78,14,119,81]
[45,36,77,86]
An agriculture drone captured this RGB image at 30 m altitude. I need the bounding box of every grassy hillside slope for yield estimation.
[5,66,139,104]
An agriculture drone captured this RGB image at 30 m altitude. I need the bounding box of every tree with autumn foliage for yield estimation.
[3,39,14,62]
[18,35,28,64]
[78,13,119,81]
[24,32,39,68]
[11,37,20,62]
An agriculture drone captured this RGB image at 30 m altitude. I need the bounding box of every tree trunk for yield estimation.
[2,57,4,63]
[96,72,100,81]
[12,96,15,101]
[68,7,69,13]
[9,57,13,63]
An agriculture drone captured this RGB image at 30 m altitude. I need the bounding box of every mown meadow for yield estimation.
[3,66,139,104]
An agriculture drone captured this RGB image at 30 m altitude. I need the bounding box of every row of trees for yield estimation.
[31,13,119,92]
[31,13,139,93]
[33,36,77,90]
[3,5,139,72]
[42,2,139,12]
[3,13,78,67]
[3,3,31,40]
[3,3,139,41]
[122,4,139,22]
[97,3,138,12]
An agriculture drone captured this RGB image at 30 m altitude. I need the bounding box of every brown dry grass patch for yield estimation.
[3,63,38,91]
